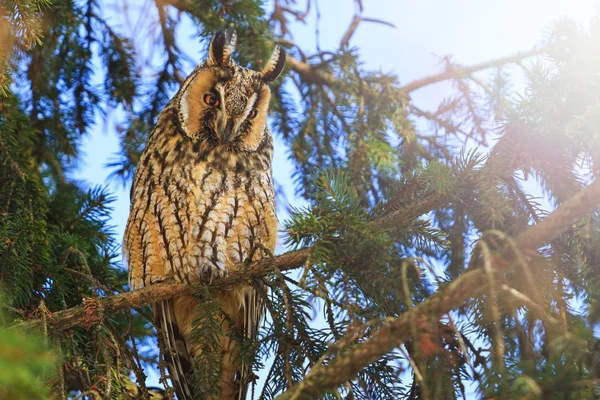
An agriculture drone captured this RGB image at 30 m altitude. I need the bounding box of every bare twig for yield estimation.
[339,15,395,49]
[399,47,546,94]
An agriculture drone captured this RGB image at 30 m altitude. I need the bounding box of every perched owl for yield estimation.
[124,29,285,399]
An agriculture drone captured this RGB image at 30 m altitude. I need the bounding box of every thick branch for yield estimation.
[275,268,489,400]
[515,178,600,249]
[285,55,342,88]
[18,250,309,333]
[274,178,600,399]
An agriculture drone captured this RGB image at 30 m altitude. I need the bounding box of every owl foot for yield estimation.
[199,260,227,284]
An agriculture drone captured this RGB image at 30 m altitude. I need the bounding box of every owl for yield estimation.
[124,29,285,399]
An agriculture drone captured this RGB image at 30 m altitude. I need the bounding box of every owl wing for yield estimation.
[239,286,264,400]
[155,299,196,400]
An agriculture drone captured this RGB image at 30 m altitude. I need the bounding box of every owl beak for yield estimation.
[219,119,237,144]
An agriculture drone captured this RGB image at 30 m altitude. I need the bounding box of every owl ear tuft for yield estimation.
[209,29,237,67]
[260,46,286,82]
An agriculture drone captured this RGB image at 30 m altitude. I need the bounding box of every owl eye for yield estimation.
[248,109,258,119]
[204,93,221,108]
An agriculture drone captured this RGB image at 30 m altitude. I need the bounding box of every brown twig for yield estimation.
[339,15,395,50]
[399,47,546,94]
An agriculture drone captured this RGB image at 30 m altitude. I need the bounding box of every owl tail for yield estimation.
[155,288,261,400]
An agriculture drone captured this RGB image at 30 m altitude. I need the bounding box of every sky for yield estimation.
[70,0,597,397]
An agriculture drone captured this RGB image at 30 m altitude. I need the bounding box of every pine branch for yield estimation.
[285,56,342,89]
[21,169,592,335]
[288,46,545,95]
[516,178,600,250]
[377,192,447,230]
[274,178,600,399]
[274,268,490,400]
[16,250,309,333]
[16,185,449,333]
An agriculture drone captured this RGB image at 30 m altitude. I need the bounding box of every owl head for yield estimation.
[175,29,286,152]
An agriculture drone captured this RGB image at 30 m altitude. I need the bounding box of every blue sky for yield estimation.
[70,0,596,396]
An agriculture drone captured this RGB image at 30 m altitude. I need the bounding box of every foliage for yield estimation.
[1,0,600,399]
[0,313,58,399]
[190,288,225,398]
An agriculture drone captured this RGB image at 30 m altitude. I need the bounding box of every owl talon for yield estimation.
[199,261,227,284]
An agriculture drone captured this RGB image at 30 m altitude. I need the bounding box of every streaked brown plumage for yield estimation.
[124,30,285,399]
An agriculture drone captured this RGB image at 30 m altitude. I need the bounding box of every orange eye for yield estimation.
[248,109,258,119]
[204,93,220,108]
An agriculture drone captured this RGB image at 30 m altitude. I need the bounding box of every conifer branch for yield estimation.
[274,178,600,399]
[16,186,449,333]
[377,193,447,230]
[287,47,545,94]
[515,178,600,250]
[16,250,310,333]
[21,175,596,335]
[285,56,343,89]
[274,268,490,400]
[16,182,449,333]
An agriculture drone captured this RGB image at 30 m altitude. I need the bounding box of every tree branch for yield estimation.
[274,268,490,400]
[398,47,547,94]
[339,15,395,50]
[285,55,342,88]
[515,178,600,250]
[288,46,544,95]
[17,250,309,333]
[16,185,450,333]
[274,178,600,399]
[377,193,447,230]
